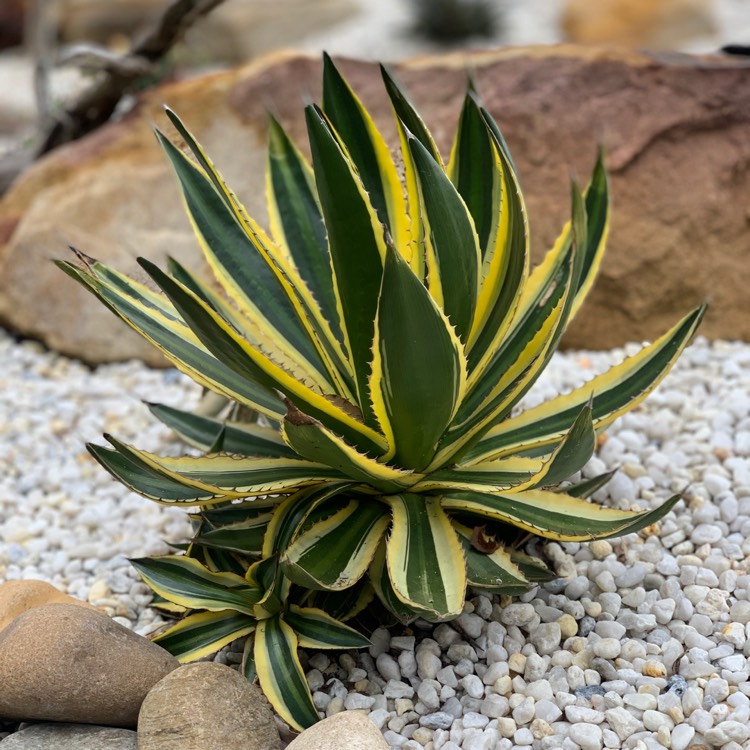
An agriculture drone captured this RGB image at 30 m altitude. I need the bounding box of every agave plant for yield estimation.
[59,55,704,729]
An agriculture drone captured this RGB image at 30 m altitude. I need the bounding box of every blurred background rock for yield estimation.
[1,0,748,173]
[0,0,748,362]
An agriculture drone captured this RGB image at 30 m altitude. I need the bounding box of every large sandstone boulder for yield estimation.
[1,46,748,364]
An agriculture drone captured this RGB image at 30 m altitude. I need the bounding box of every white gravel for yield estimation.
[2,329,750,750]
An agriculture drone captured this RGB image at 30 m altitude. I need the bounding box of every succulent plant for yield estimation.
[59,55,704,730]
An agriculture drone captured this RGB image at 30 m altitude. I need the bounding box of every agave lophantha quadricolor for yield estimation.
[59,55,704,729]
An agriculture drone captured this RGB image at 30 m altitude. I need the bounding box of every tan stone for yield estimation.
[1,47,749,363]
[562,0,718,50]
[286,711,389,750]
[137,662,281,750]
[0,603,178,726]
[0,579,97,632]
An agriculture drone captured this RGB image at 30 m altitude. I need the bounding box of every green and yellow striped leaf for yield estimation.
[503,403,596,489]
[139,258,388,456]
[157,131,335,390]
[265,115,341,341]
[88,441,231,506]
[130,555,262,614]
[408,133,480,343]
[95,436,345,501]
[147,402,295,458]
[153,610,255,662]
[322,54,410,257]
[441,490,682,542]
[255,616,320,731]
[411,456,542,493]
[262,483,351,558]
[305,104,386,424]
[464,108,528,371]
[285,604,370,649]
[465,304,706,463]
[453,522,531,593]
[195,513,274,555]
[58,258,285,420]
[282,412,414,493]
[370,246,466,471]
[281,498,389,590]
[385,494,466,620]
[163,110,353,397]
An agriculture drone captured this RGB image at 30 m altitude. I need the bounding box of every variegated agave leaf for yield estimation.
[59,54,704,730]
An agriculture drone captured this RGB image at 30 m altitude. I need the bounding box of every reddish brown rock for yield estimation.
[0,580,97,632]
[1,47,748,363]
[0,603,178,726]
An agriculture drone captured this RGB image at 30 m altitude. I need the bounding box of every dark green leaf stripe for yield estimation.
[255,616,319,731]
[130,556,262,614]
[453,524,530,592]
[87,443,222,504]
[195,515,273,555]
[266,115,341,342]
[133,453,345,491]
[153,610,255,661]
[466,305,706,462]
[286,604,370,649]
[520,404,596,489]
[59,260,285,419]
[386,495,466,619]
[414,458,539,492]
[371,247,464,471]
[441,490,681,541]
[157,132,327,378]
[465,122,528,371]
[305,104,384,424]
[381,65,441,162]
[557,469,617,499]
[263,483,351,557]
[408,134,480,343]
[323,53,391,235]
[147,402,296,458]
[282,499,389,590]
[449,90,497,255]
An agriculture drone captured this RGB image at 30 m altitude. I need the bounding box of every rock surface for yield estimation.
[285,711,389,750]
[137,662,281,750]
[0,580,97,632]
[0,47,749,363]
[0,604,178,726]
[0,723,137,749]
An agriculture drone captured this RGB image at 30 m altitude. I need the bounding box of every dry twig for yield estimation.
[38,0,227,154]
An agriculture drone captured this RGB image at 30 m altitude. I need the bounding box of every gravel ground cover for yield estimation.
[2,328,750,750]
